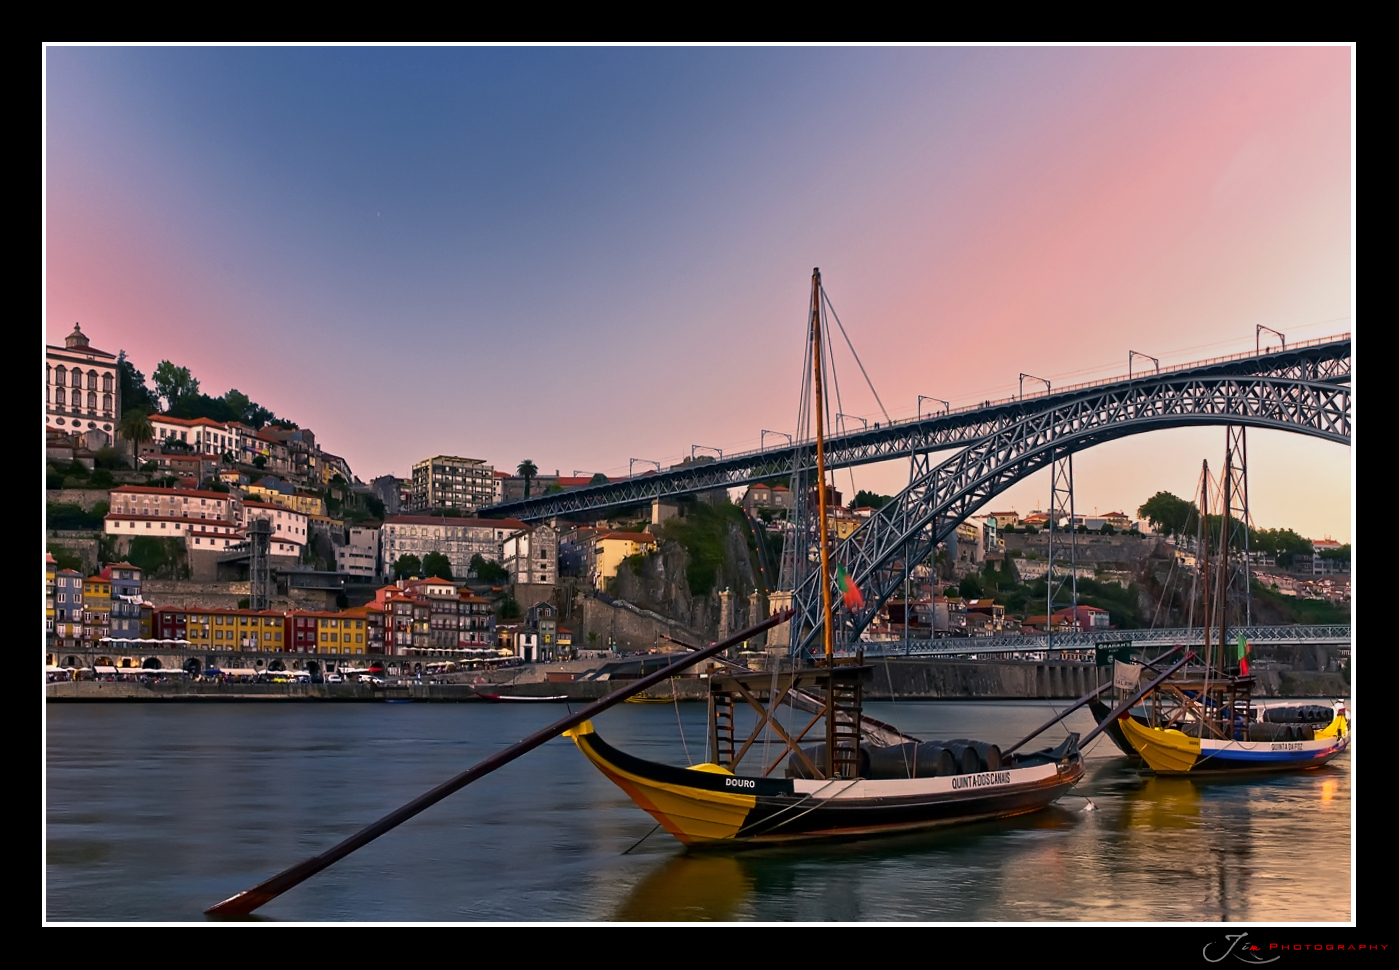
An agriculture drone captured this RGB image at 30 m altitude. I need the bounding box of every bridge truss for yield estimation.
[485,336,1350,522]
[788,370,1351,659]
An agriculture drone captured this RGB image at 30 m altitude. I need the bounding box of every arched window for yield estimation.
[47,364,52,385]
[87,370,98,390]
[102,393,113,412]
[55,387,65,406]
[103,373,113,392]
[70,369,81,388]
[87,391,97,410]
[56,366,66,386]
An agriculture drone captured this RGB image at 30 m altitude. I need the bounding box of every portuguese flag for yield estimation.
[835,564,865,610]
[1237,632,1251,676]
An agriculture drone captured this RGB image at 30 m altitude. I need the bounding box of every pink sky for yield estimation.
[44,46,1352,542]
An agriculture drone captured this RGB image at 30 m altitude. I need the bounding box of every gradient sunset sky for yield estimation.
[43,46,1353,543]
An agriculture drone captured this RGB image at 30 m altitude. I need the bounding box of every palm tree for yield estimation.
[517,459,538,499]
[118,408,154,468]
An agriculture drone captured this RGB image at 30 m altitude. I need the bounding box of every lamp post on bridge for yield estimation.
[760,430,792,454]
[1257,325,1286,354]
[1020,373,1050,400]
[917,396,948,420]
[1129,351,1159,379]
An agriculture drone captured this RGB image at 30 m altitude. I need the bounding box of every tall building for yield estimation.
[46,323,120,446]
[410,455,495,514]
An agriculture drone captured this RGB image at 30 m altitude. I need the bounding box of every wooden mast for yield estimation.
[809,268,840,778]
[1199,460,1211,676]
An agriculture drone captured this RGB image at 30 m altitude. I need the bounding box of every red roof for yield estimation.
[386,515,528,530]
[111,485,235,501]
[598,531,658,544]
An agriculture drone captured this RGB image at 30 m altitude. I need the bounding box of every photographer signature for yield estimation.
[1204,933,1280,965]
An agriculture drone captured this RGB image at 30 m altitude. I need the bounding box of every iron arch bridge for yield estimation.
[788,368,1350,659]
[485,335,1349,522]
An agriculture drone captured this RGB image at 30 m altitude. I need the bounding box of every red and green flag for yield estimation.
[835,564,864,610]
[1237,633,1251,676]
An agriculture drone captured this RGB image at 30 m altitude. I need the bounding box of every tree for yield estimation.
[851,490,893,510]
[392,554,422,579]
[1137,491,1195,538]
[589,473,608,485]
[152,361,200,411]
[517,459,538,499]
[224,389,252,424]
[470,554,508,583]
[116,351,156,415]
[959,574,983,599]
[118,408,154,464]
[423,551,453,580]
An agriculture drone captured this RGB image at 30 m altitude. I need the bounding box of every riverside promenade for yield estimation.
[45,658,1348,702]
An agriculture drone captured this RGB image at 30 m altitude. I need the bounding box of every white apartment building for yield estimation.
[410,455,496,514]
[337,524,383,580]
[46,323,120,442]
[241,501,309,555]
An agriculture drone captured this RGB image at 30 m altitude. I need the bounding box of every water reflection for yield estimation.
[46,703,1350,922]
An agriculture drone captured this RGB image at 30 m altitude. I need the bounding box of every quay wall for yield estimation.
[47,660,1348,702]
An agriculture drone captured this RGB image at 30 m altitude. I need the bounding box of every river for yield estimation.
[44,698,1353,922]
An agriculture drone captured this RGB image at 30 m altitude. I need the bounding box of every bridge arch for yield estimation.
[791,374,1350,657]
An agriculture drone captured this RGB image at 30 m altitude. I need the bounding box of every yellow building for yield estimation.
[245,485,326,517]
[82,575,111,648]
[297,610,369,655]
[592,531,659,588]
[177,609,287,651]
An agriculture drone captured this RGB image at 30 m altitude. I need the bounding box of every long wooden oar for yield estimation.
[1001,645,1185,756]
[205,609,794,917]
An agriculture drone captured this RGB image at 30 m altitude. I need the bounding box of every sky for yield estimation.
[43,46,1353,543]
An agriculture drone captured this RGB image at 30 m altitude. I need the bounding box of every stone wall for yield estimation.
[47,488,110,511]
[578,596,707,652]
[46,530,103,574]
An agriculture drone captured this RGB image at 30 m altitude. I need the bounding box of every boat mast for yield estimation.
[1217,444,1234,669]
[1198,461,1212,678]
[809,268,840,779]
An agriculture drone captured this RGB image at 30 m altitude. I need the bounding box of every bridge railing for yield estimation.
[683,332,1352,468]
[839,624,1351,659]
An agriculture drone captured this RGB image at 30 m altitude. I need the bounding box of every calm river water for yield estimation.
[44,698,1353,923]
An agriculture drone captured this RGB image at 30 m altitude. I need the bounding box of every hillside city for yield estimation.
[45,323,1352,678]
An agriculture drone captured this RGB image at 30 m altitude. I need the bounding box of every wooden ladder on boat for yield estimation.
[825,655,865,780]
[711,689,736,768]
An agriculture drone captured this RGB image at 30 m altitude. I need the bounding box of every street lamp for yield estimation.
[1128,351,1159,379]
[917,396,948,420]
[1020,373,1050,400]
[760,430,792,453]
[1256,325,1286,354]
